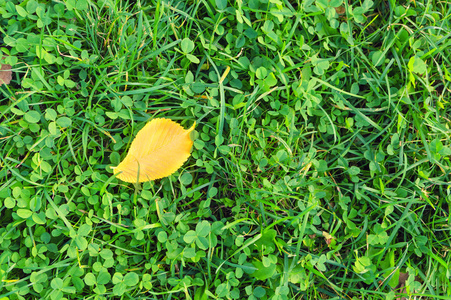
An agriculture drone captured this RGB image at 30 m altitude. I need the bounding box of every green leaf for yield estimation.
[40,161,52,173]
[254,229,276,253]
[264,72,277,86]
[408,56,427,74]
[256,67,268,79]
[112,272,123,284]
[385,205,394,216]
[57,75,65,86]
[186,53,200,64]
[313,59,330,75]
[348,166,360,176]
[288,264,306,284]
[49,122,58,135]
[329,0,343,7]
[45,108,57,121]
[315,254,327,272]
[253,286,267,298]
[17,209,33,218]
[262,255,272,267]
[56,117,72,127]
[13,186,21,198]
[76,0,88,10]
[157,231,167,243]
[196,221,211,237]
[32,212,46,225]
[51,278,64,290]
[120,95,133,107]
[196,236,209,250]
[97,271,111,285]
[181,38,195,53]
[208,187,218,198]
[124,272,139,286]
[100,249,114,259]
[250,260,276,280]
[110,152,121,165]
[184,230,197,243]
[25,111,41,123]
[62,286,76,294]
[11,107,25,116]
[75,236,88,250]
[183,247,196,258]
[27,0,38,13]
[78,224,92,236]
[261,20,274,33]
[15,5,28,17]
[31,272,48,283]
[65,79,76,88]
[315,160,328,172]
[194,286,208,300]
[215,0,227,10]
[180,172,193,185]
[5,198,16,209]
[113,282,127,296]
[430,139,443,153]
[50,290,63,300]
[362,0,374,11]
[372,51,385,67]
[439,146,451,156]
[191,82,206,93]
[84,273,97,286]
[215,282,229,297]
[106,111,118,119]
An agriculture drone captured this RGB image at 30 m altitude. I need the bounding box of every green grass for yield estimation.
[1,0,451,299]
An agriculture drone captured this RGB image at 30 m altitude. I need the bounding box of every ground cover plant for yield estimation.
[1,0,450,299]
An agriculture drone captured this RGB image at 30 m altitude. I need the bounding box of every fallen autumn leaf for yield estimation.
[113,118,195,183]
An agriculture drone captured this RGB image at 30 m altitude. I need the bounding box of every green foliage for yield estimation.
[1,0,451,299]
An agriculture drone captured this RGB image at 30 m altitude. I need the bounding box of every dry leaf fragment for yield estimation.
[0,62,12,85]
[395,272,409,300]
[395,272,422,300]
[113,118,195,182]
[335,6,346,15]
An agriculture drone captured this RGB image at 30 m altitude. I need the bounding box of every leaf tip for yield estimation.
[189,121,196,131]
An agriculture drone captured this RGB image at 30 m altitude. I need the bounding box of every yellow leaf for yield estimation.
[113,118,195,182]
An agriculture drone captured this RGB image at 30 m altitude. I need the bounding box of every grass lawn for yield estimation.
[1,0,451,299]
